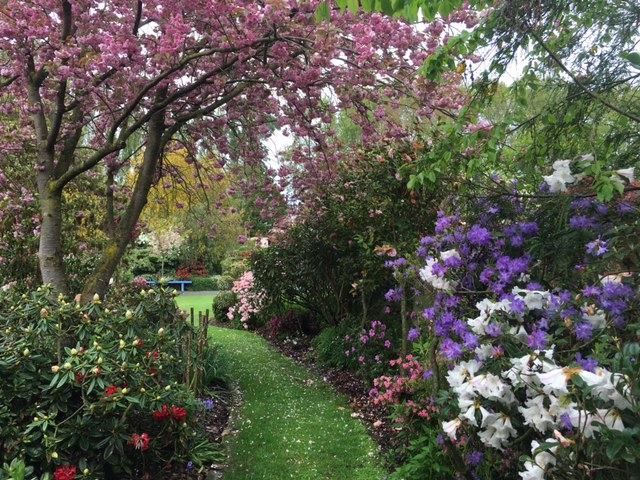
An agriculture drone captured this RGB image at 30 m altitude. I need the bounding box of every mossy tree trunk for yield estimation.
[37,173,69,294]
[81,110,167,302]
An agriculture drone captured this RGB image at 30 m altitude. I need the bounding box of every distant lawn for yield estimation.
[212,327,386,480]
[175,292,217,320]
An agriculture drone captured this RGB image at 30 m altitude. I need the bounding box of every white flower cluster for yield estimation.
[543,155,635,193]
[543,160,576,193]
[419,249,461,291]
[441,292,635,480]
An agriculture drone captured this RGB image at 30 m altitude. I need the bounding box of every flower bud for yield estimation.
[122,387,129,394]
[97,356,103,364]
[165,385,171,391]
[70,348,78,356]
[119,339,126,349]
[140,387,146,393]
[51,365,60,373]
[125,310,133,320]
[92,293,100,302]
[158,327,165,336]
[40,307,49,318]
[51,452,58,459]
[22,348,30,356]
[63,362,72,370]
[83,469,90,475]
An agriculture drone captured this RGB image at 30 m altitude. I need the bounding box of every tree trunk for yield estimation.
[81,110,166,301]
[37,175,69,294]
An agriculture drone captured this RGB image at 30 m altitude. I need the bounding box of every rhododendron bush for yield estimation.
[372,170,639,479]
[0,285,221,477]
[227,271,266,328]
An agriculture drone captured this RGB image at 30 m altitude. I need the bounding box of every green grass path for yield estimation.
[210,327,385,480]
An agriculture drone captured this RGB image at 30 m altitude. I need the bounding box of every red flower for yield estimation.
[130,432,151,451]
[53,465,77,480]
[75,372,86,384]
[147,367,158,377]
[146,350,159,360]
[104,385,119,397]
[152,404,171,422]
[171,405,188,423]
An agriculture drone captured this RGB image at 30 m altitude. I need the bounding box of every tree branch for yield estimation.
[529,30,640,124]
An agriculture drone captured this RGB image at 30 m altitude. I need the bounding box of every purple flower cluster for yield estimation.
[407,327,421,342]
[384,287,404,303]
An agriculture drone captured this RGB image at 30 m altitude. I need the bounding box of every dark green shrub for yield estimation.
[215,275,234,291]
[213,291,237,323]
[252,148,442,326]
[0,284,221,478]
[220,256,248,279]
[191,276,218,291]
[311,323,358,369]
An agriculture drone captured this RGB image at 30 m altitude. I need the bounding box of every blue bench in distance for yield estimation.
[146,279,193,292]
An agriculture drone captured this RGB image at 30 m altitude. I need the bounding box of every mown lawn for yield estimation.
[175,292,217,320]
[210,327,386,480]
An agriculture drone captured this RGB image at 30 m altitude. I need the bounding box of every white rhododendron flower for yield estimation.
[543,160,575,192]
[419,257,454,291]
[468,298,512,335]
[512,287,551,310]
[442,418,462,440]
[616,167,635,183]
[519,439,558,480]
[439,249,461,262]
[478,414,517,449]
[519,395,555,432]
[537,368,570,395]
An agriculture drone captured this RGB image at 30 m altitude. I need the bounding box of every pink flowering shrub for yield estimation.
[371,355,438,422]
[343,320,397,379]
[227,271,266,329]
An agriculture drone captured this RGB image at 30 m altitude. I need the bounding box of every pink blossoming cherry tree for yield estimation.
[0,0,471,299]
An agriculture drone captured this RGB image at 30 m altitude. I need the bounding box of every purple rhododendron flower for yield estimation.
[440,338,463,360]
[576,353,598,372]
[467,225,492,246]
[423,307,436,320]
[435,211,457,234]
[582,285,600,297]
[520,222,539,236]
[463,332,479,349]
[407,327,421,342]
[466,451,484,467]
[574,322,593,341]
[569,215,596,229]
[384,288,403,303]
[527,329,547,349]
[586,238,608,257]
[485,323,502,338]
[559,413,573,431]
